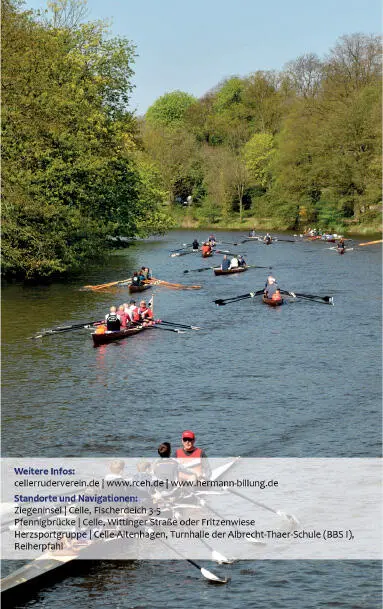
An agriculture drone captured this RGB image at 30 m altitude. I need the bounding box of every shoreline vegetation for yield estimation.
[168,210,382,236]
[2,0,381,282]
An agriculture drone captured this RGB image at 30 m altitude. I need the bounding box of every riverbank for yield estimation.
[170,210,382,237]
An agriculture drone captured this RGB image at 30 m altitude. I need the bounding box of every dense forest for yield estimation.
[143,36,382,234]
[2,0,382,280]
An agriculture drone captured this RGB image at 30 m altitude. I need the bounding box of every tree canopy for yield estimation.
[142,33,381,232]
[2,0,173,280]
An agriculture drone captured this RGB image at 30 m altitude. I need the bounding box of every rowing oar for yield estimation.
[29,320,103,339]
[157,320,200,330]
[227,488,299,530]
[198,537,234,564]
[83,278,131,290]
[147,325,186,334]
[184,266,215,273]
[153,533,228,583]
[280,290,334,305]
[214,249,236,256]
[150,277,201,290]
[214,290,264,306]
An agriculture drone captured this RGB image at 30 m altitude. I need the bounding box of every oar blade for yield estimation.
[211,550,234,564]
[276,510,300,529]
[200,567,228,584]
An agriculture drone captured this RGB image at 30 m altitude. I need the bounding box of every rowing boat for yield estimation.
[213,267,247,276]
[92,324,148,346]
[170,251,190,257]
[262,294,283,306]
[128,283,152,294]
[202,251,213,258]
[0,459,239,602]
[328,247,354,253]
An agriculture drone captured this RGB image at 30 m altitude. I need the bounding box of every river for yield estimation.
[2,230,382,608]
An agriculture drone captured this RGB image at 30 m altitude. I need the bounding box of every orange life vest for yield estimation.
[175,447,203,459]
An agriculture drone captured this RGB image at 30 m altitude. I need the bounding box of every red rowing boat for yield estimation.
[92,325,148,347]
[262,295,283,307]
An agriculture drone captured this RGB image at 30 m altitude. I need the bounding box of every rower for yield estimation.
[271,287,282,302]
[117,305,128,327]
[105,306,121,331]
[264,275,278,298]
[192,239,199,251]
[138,269,146,282]
[131,272,141,286]
[337,238,345,251]
[139,300,154,321]
[140,266,152,280]
[208,234,216,247]
[237,254,246,267]
[152,443,197,483]
[125,299,140,324]
[175,430,211,479]
[104,460,125,481]
[221,255,230,271]
[264,233,272,245]
[229,255,239,269]
[201,242,212,256]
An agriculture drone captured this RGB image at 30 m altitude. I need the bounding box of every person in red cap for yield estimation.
[175,431,210,479]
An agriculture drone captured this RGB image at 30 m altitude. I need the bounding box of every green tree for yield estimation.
[146,91,197,128]
[2,0,172,279]
[244,133,275,188]
[140,123,197,204]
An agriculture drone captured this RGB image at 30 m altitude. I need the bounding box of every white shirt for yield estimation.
[229,257,239,269]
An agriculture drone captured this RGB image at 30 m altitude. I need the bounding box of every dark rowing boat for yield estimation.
[262,294,283,306]
[128,283,152,294]
[213,267,247,276]
[92,325,148,347]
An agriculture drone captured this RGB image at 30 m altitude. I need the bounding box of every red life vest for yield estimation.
[175,447,203,459]
[271,291,281,301]
[140,307,153,319]
[126,306,140,322]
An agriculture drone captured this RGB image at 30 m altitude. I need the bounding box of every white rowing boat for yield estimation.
[1,458,240,599]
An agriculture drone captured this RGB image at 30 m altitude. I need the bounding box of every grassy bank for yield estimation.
[169,207,382,237]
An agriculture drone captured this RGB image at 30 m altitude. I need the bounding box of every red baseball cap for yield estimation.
[182,430,195,440]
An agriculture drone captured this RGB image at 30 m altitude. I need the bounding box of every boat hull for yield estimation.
[128,283,152,294]
[213,267,247,276]
[0,459,238,601]
[92,325,147,346]
[202,252,213,258]
[262,295,283,306]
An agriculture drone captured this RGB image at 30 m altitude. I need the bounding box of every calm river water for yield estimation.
[2,230,382,608]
